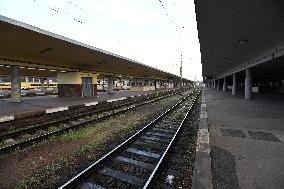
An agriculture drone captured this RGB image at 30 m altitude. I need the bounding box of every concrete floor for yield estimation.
[0,90,149,116]
[204,87,284,189]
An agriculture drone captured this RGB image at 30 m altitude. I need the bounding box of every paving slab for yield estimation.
[205,87,284,189]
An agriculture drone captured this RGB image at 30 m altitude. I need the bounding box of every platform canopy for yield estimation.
[194,0,284,79]
[0,15,191,83]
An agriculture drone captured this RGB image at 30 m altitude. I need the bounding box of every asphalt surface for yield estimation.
[0,90,148,116]
[205,87,284,189]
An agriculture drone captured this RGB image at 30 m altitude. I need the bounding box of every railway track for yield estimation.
[58,89,200,189]
[0,89,187,154]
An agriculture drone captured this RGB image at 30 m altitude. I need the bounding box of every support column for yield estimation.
[155,80,160,89]
[108,76,114,94]
[232,74,237,95]
[40,78,46,93]
[214,80,216,89]
[245,69,252,99]
[217,80,220,90]
[10,65,21,102]
[119,78,123,89]
[223,77,227,92]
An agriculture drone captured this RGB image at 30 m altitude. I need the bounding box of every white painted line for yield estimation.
[201,104,206,111]
[192,88,213,189]
[84,102,99,107]
[0,115,15,123]
[107,99,117,103]
[200,111,208,119]
[118,97,127,101]
[46,106,69,114]
[107,97,126,102]
[197,129,210,143]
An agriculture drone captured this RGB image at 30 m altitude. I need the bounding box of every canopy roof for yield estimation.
[0,15,191,82]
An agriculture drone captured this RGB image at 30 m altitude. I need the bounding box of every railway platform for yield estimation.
[203,87,284,189]
[0,90,164,121]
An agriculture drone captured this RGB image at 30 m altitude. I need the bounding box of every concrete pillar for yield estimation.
[155,80,160,89]
[108,76,114,94]
[40,78,46,93]
[217,80,220,90]
[119,78,123,89]
[232,74,237,95]
[223,77,227,92]
[10,65,21,102]
[47,81,50,89]
[245,69,252,99]
[214,80,216,89]
[102,77,105,91]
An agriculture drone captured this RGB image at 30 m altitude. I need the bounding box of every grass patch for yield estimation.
[14,93,187,189]
[57,119,115,142]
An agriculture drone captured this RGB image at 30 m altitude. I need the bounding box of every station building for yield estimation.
[195,1,284,99]
[0,15,191,102]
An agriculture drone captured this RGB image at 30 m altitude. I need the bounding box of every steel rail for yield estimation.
[58,90,198,189]
[0,90,175,140]
[143,90,200,188]
[0,90,185,154]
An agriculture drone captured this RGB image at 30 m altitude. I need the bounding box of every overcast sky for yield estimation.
[0,0,202,81]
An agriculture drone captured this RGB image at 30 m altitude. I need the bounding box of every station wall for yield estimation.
[57,72,97,97]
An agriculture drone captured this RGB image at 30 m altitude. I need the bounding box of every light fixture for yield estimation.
[27,67,36,70]
[40,48,53,54]
[49,69,57,72]
[0,65,4,67]
[224,58,230,62]
[60,70,67,73]
[20,66,25,69]
[238,39,248,45]
[38,68,46,71]
[6,65,10,68]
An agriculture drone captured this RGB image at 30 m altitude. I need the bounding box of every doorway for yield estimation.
[82,77,93,97]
